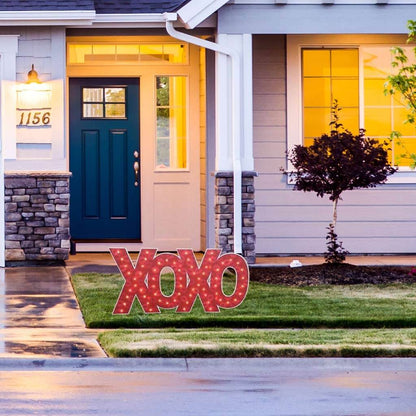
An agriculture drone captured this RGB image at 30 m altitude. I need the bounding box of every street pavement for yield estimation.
[0,357,415,415]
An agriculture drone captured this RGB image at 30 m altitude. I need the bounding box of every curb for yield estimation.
[1,357,416,372]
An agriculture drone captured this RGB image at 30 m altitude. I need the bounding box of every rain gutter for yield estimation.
[164,13,243,254]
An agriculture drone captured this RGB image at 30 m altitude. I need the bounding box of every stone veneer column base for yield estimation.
[214,171,257,264]
[5,172,71,263]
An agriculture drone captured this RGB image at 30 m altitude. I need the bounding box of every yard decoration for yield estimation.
[385,20,416,168]
[110,248,249,314]
[288,102,396,263]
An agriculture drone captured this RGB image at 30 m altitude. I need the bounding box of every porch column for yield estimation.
[214,33,257,263]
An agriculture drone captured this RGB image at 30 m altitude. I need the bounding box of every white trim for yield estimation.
[0,36,18,161]
[94,13,168,23]
[0,35,18,267]
[0,10,217,29]
[286,34,416,184]
[0,10,95,26]
[242,34,253,171]
[178,0,229,29]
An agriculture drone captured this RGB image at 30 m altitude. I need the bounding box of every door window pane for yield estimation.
[83,88,103,102]
[105,88,125,102]
[105,104,125,118]
[156,76,187,169]
[83,103,103,118]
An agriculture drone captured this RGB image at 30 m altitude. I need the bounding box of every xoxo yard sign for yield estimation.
[110,248,250,314]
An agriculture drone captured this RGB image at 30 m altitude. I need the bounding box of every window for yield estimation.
[155,76,187,169]
[362,47,416,167]
[303,48,359,146]
[82,87,126,119]
[68,42,188,65]
[288,36,416,173]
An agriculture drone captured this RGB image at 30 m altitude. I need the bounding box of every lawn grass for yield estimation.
[98,328,416,358]
[71,272,416,328]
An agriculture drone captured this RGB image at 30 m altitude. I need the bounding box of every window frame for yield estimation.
[287,34,416,184]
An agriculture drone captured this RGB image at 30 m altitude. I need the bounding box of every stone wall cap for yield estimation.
[213,171,259,178]
[5,171,72,178]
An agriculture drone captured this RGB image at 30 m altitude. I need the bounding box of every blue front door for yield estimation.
[69,78,141,240]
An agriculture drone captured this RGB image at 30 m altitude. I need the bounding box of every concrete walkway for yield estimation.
[0,266,105,358]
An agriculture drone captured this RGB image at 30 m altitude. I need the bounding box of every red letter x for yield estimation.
[111,248,160,314]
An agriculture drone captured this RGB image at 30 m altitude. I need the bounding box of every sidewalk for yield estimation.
[0,266,105,358]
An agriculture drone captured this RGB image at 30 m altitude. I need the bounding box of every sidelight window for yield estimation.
[155,76,187,170]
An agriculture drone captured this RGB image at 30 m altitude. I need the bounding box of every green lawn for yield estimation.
[98,328,416,358]
[71,272,416,328]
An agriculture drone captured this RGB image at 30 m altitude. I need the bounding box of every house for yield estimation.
[0,0,415,266]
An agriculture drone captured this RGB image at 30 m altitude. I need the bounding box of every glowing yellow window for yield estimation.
[67,42,188,65]
[363,46,416,167]
[156,76,187,169]
[302,48,359,145]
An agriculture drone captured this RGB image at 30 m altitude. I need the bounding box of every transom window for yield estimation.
[290,37,416,169]
[68,43,188,65]
[82,87,126,119]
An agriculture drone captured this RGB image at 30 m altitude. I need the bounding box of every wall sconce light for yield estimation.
[26,64,41,84]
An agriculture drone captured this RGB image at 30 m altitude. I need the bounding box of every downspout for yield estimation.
[164,14,243,254]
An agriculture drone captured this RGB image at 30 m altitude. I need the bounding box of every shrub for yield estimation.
[288,103,396,263]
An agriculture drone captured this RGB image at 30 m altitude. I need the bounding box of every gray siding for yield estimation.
[218,5,412,35]
[252,34,416,255]
[2,26,66,171]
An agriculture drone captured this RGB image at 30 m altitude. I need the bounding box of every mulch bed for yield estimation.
[249,263,416,286]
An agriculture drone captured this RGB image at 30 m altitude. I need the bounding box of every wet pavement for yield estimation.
[0,358,414,415]
[0,267,105,358]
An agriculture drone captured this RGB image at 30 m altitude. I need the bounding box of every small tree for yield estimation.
[385,20,416,168]
[288,103,396,263]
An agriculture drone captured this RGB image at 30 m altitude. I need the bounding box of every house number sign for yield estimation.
[110,248,250,314]
[18,110,51,126]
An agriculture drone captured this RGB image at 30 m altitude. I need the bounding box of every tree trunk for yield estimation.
[332,198,339,231]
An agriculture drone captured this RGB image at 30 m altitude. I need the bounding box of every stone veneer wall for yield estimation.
[5,172,71,263]
[215,171,257,264]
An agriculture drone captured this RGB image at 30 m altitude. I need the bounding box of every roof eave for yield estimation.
[90,13,170,27]
[0,10,95,26]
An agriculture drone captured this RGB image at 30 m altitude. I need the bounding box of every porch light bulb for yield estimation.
[26,64,41,84]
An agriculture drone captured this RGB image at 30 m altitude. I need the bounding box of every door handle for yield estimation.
[133,150,140,187]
